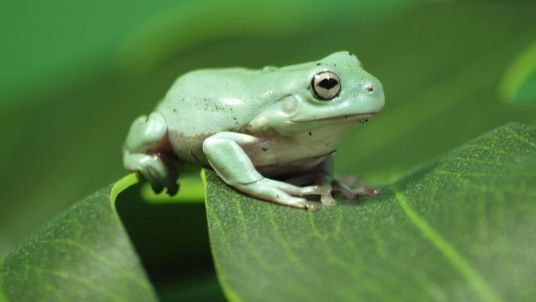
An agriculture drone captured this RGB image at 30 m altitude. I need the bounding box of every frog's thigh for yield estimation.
[202,132,319,210]
[123,112,177,194]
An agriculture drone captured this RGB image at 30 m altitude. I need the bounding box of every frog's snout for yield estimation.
[364,82,376,94]
[362,78,383,95]
[362,78,384,113]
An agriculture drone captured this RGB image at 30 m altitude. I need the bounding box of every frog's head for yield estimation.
[290,51,384,123]
[248,51,384,134]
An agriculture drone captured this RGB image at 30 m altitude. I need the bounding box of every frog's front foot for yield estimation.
[202,131,327,210]
[237,178,320,211]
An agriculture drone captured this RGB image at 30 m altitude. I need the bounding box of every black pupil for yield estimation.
[318,77,338,90]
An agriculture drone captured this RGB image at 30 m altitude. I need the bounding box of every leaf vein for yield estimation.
[265,207,347,300]
[24,264,124,302]
[37,239,149,290]
[306,214,397,301]
[395,189,502,302]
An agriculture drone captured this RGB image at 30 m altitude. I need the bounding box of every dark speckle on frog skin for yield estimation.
[308,131,312,136]
[262,147,268,151]
[316,62,321,66]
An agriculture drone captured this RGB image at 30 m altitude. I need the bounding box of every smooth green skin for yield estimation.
[123,51,384,210]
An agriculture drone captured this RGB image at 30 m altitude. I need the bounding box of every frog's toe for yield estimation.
[309,183,336,206]
[275,180,334,206]
[351,187,381,198]
[298,185,323,195]
[304,201,318,211]
[147,174,164,194]
[278,197,317,210]
[131,154,178,195]
[166,183,177,196]
[332,183,381,200]
[145,169,178,196]
[320,193,337,206]
[363,188,381,197]
[141,165,165,193]
[240,179,318,209]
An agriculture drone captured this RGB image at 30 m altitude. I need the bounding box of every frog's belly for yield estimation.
[254,156,327,178]
[168,131,335,177]
[242,137,333,178]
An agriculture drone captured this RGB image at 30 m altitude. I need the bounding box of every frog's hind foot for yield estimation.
[125,153,179,195]
[283,173,337,206]
[332,178,380,200]
[310,182,337,206]
[123,112,179,196]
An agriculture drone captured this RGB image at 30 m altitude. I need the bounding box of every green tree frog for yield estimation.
[123,51,384,210]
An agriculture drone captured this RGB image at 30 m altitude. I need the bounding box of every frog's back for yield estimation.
[157,68,270,136]
[156,68,279,164]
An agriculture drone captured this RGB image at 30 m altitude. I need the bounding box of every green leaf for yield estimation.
[205,123,536,302]
[0,174,159,301]
[0,171,225,301]
[500,42,536,106]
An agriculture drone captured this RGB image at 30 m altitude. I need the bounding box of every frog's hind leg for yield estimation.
[284,159,337,206]
[285,156,380,206]
[123,112,179,195]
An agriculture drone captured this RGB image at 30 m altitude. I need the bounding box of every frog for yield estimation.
[123,51,384,210]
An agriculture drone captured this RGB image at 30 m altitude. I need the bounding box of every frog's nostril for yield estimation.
[366,85,374,93]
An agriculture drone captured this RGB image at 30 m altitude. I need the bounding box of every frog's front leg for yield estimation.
[202,132,320,210]
[123,112,178,195]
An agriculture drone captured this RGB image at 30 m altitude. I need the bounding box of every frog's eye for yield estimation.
[311,71,341,101]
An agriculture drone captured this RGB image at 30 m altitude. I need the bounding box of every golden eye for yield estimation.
[311,71,341,100]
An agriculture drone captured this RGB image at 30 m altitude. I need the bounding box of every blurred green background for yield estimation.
[1,0,535,290]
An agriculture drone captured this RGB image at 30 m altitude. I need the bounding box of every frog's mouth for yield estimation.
[291,112,375,123]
